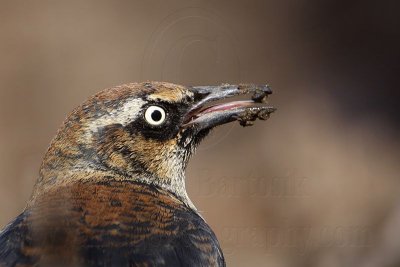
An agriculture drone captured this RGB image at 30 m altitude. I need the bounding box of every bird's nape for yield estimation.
[0,81,275,267]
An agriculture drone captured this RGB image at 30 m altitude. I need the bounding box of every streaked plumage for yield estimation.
[0,82,274,266]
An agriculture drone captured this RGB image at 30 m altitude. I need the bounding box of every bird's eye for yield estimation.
[144,106,166,126]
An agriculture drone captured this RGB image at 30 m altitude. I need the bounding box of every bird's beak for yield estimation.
[182,84,276,133]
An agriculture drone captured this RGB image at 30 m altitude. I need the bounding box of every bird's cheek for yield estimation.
[95,128,134,171]
[130,136,183,180]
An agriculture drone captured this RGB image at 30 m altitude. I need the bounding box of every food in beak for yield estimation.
[183,84,276,129]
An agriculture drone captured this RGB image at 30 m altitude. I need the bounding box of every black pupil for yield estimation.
[151,110,162,121]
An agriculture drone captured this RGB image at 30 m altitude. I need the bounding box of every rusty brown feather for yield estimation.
[0,82,275,267]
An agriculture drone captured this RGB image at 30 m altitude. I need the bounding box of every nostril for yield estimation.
[193,92,210,102]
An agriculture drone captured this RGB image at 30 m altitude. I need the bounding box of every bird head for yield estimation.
[34,82,275,207]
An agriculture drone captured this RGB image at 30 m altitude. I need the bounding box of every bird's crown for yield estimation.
[31,82,275,209]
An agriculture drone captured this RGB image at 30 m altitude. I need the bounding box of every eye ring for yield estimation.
[144,105,166,126]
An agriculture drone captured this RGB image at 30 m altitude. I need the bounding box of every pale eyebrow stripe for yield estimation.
[84,98,145,141]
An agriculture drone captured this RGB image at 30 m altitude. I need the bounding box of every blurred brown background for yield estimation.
[1,1,399,266]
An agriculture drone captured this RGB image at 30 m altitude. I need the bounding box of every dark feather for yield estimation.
[0,180,225,267]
